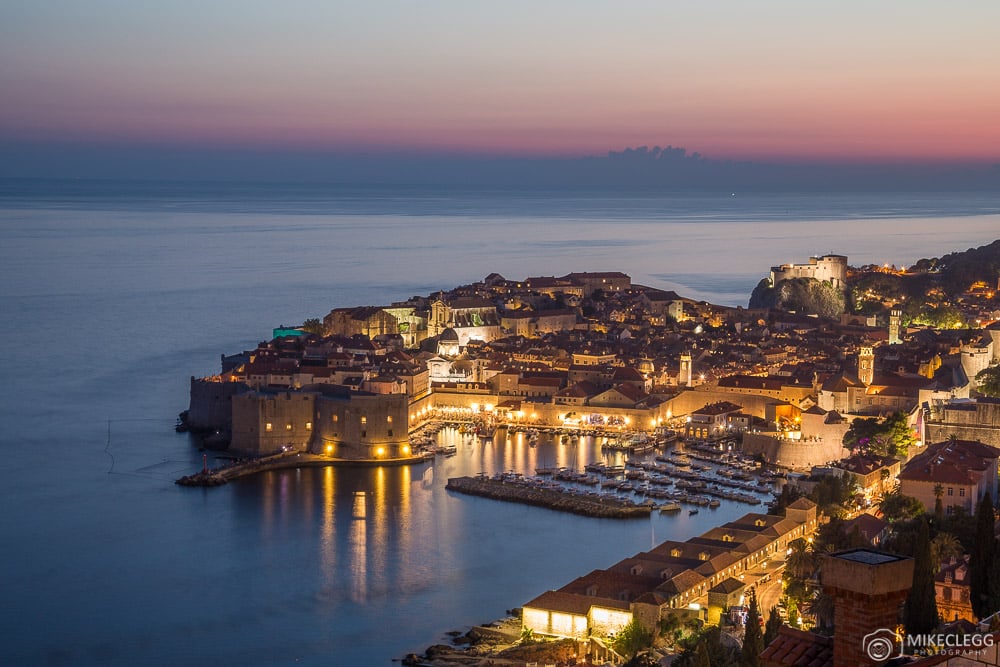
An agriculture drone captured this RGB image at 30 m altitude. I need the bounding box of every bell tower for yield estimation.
[888,309,901,345]
[679,352,693,387]
[858,346,875,386]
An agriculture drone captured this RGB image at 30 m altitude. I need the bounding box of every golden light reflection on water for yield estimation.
[351,489,367,601]
[320,466,336,590]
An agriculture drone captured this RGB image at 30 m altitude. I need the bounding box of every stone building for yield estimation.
[897,439,1000,514]
[521,501,817,641]
[925,397,1000,448]
[936,555,975,623]
[428,297,501,344]
[322,306,398,339]
[311,388,409,460]
[768,254,848,289]
[230,389,316,456]
[229,385,410,460]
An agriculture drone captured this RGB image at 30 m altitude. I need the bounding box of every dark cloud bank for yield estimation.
[1,141,998,191]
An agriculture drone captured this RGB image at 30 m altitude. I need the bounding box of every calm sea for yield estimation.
[2,180,999,665]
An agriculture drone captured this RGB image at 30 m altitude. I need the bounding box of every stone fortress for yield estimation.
[769,254,848,289]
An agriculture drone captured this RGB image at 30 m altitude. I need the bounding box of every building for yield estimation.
[897,439,1000,514]
[686,401,745,438]
[812,454,901,507]
[521,501,818,640]
[769,254,848,289]
[428,296,501,344]
[560,271,631,296]
[229,385,410,460]
[936,555,975,623]
[925,397,1000,449]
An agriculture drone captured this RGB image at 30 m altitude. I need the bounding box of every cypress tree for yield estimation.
[904,518,938,636]
[763,606,783,648]
[742,588,764,667]
[989,537,1000,617]
[971,494,996,619]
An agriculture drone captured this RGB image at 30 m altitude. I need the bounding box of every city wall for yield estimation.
[742,433,848,470]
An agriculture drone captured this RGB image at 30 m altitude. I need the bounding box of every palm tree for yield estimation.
[930,532,963,571]
[786,538,816,580]
[807,590,836,633]
[934,483,945,518]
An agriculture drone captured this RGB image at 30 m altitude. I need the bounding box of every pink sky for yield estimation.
[2,1,999,162]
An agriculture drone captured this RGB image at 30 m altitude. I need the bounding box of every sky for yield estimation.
[2,1,999,176]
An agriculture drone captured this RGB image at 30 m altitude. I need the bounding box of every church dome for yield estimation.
[439,327,459,342]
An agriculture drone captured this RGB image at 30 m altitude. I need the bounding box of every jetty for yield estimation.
[446,475,652,518]
[175,451,431,487]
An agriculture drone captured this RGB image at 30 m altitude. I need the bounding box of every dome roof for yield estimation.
[439,327,459,342]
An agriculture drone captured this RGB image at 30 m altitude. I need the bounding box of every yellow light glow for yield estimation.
[326,444,333,454]
[376,447,385,457]
[471,403,479,412]
[402,445,410,455]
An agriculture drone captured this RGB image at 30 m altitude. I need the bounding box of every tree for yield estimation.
[976,366,1000,398]
[930,532,963,569]
[809,474,859,518]
[808,591,836,634]
[674,625,740,667]
[879,489,924,524]
[971,494,997,619]
[742,588,764,667]
[843,412,916,457]
[769,484,804,515]
[612,619,654,660]
[934,484,945,519]
[301,318,323,335]
[763,607,783,648]
[904,518,939,636]
[786,538,817,579]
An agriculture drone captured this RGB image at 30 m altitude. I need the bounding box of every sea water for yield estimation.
[1,180,999,665]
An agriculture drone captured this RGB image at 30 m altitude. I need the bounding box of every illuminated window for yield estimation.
[265,422,273,432]
[285,423,292,431]
[386,415,393,424]
[361,416,367,425]
[305,422,312,430]
[332,414,339,423]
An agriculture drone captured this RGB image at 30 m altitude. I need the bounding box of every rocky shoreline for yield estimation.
[400,615,587,667]
[446,476,652,518]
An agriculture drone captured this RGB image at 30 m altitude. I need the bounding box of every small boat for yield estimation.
[689,509,699,515]
[709,499,721,508]
[659,502,682,513]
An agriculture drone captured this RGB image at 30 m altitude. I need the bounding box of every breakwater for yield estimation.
[175,451,430,487]
[446,476,652,518]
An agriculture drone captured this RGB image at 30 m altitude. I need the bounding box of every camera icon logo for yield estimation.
[863,628,900,662]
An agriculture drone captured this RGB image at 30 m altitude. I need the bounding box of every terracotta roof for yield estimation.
[760,626,833,667]
[692,401,745,416]
[786,498,818,511]
[709,577,745,594]
[898,439,1000,485]
[842,513,888,543]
